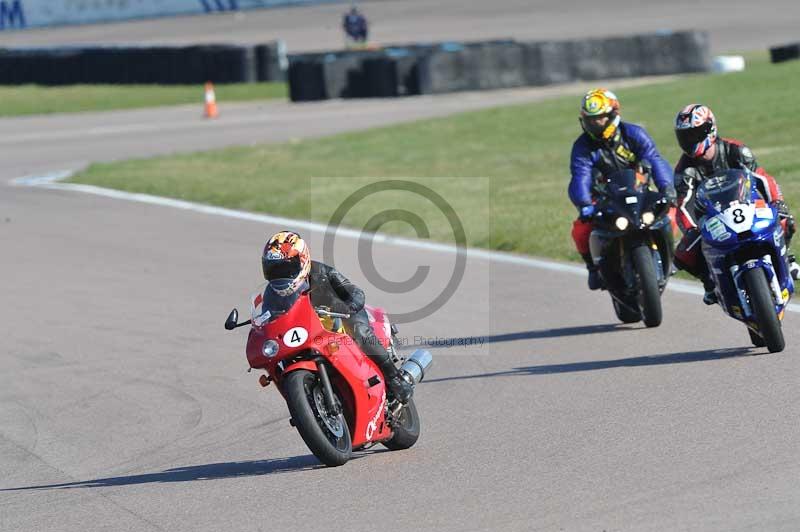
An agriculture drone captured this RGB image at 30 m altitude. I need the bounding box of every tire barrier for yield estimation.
[770,43,800,63]
[415,41,527,95]
[363,48,423,97]
[466,41,526,91]
[568,36,642,80]
[0,42,284,85]
[635,31,712,75]
[288,56,326,102]
[287,30,711,101]
[255,41,288,82]
[0,31,709,92]
[521,41,573,86]
[417,44,475,95]
[321,50,385,99]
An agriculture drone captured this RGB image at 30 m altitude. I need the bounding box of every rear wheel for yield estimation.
[382,399,420,451]
[632,244,663,327]
[743,268,785,353]
[284,370,352,466]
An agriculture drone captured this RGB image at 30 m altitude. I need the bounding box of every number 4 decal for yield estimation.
[283,327,308,347]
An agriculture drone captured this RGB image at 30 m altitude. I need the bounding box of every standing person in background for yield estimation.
[343,5,369,47]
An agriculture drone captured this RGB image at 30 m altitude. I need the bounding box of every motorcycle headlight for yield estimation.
[642,211,655,226]
[615,217,629,231]
[262,340,279,358]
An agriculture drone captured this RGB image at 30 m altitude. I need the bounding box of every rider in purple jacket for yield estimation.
[569,88,675,289]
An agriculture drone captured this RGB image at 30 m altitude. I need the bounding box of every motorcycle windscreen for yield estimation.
[250,280,309,326]
[605,169,648,195]
[602,169,648,219]
[696,169,754,208]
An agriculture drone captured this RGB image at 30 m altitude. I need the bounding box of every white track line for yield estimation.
[12,169,800,314]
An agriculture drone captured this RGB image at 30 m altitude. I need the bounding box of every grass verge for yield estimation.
[0,82,286,116]
[70,54,800,262]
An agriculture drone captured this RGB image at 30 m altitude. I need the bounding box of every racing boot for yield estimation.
[581,252,602,290]
[702,276,718,306]
[789,254,800,281]
[381,360,413,404]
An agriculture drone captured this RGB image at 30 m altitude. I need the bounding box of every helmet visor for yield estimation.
[676,123,712,155]
[581,113,612,140]
[262,258,301,281]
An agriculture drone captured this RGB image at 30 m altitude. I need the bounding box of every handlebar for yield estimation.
[315,307,351,319]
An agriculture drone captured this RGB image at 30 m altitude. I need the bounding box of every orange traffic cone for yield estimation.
[204,81,218,119]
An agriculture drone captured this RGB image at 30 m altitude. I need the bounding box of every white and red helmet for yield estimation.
[675,104,717,157]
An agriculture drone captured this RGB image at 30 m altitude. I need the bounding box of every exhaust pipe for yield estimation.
[399,349,433,385]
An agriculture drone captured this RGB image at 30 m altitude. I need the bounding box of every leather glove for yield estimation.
[579,204,596,221]
[774,199,790,217]
[662,187,677,206]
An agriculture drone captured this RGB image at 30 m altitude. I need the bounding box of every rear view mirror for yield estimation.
[225,309,239,330]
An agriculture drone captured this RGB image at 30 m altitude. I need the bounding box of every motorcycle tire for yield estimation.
[748,328,767,348]
[632,244,663,328]
[284,369,352,466]
[381,398,420,451]
[612,297,640,323]
[743,268,785,353]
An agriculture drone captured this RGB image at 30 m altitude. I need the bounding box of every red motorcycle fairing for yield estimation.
[245,292,393,447]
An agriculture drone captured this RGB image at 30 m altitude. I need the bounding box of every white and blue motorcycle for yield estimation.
[697,169,793,352]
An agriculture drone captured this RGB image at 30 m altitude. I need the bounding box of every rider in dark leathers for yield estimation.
[672,104,799,304]
[261,231,412,403]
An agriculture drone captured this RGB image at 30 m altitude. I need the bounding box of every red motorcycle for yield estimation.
[225,284,432,467]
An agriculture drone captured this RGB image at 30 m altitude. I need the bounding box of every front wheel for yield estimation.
[612,297,640,323]
[284,370,352,466]
[748,328,767,348]
[743,268,785,353]
[382,399,420,450]
[631,244,662,327]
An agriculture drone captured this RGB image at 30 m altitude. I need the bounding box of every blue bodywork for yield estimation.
[697,170,794,326]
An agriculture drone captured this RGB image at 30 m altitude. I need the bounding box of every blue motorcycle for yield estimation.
[696,169,793,352]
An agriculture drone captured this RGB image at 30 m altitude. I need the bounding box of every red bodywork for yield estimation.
[245,293,393,447]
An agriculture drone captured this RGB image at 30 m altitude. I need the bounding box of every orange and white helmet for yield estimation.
[579,88,621,142]
[675,104,717,158]
[261,231,311,296]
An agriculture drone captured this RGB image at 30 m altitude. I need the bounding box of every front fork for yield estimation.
[731,256,784,317]
[315,358,341,415]
[590,229,671,294]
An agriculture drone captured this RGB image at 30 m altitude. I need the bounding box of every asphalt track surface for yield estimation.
[0,0,798,54]
[3,6,800,532]
[3,89,800,532]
